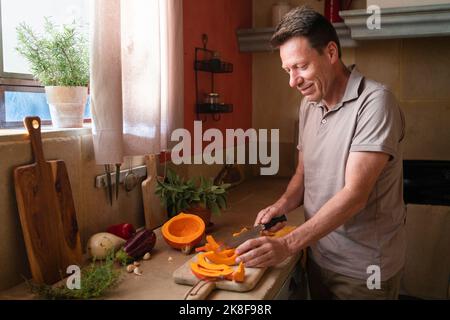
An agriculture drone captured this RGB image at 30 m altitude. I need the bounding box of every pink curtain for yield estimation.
[90,0,184,164]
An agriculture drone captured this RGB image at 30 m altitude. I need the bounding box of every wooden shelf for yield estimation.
[194,60,233,73]
[196,103,233,114]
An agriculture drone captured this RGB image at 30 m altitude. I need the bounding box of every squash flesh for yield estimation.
[162,213,205,250]
[190,234,245,282]
[204,251,237,266]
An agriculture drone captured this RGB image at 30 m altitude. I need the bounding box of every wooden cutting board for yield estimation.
[14,117,82,285]
[173,253,267,300]
[141,154,166,229]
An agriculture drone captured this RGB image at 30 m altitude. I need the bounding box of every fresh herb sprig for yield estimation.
[27,251,121,300]
[15,17,89,86]
[155,168,230,218]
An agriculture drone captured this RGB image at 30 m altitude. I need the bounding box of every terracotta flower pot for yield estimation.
[45,86,88,128]
[185,204,212,228]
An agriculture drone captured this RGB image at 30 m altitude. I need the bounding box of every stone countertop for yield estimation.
[0,177,305,300]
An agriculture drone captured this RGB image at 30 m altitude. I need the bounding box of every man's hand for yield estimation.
[255,205,287,233]
[235,236,291,267]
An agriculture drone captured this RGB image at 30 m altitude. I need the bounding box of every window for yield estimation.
[0,0,90,128]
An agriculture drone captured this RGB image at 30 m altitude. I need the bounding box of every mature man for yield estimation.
[235,7,406,299]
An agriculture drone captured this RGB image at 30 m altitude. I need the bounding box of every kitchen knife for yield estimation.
[218,215,287,250]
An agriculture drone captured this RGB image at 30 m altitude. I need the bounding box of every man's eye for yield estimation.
[300,64,308,70]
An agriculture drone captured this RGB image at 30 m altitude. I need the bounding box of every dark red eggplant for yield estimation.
[115,228,156,265]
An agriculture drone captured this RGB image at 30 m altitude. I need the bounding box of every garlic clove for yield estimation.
[133,261,140,267]
[126,264,136,273]
[133,267,143,275]
[143,252,151,260]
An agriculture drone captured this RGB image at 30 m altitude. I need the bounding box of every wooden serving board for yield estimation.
[14,117,82,285]
[141,154,166,230]
[173,253,267,300]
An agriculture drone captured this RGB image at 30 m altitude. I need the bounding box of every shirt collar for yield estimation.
[309,64,364,110]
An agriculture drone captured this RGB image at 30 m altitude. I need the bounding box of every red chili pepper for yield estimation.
[106,223,136,240]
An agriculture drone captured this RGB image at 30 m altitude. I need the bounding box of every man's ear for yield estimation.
[326,41,339,64]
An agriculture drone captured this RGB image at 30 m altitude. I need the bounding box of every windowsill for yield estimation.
[0,124,92,143]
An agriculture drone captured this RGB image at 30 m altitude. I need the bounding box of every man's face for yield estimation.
[280,37,333,102]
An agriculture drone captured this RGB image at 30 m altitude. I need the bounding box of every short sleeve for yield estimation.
[350,88,405,161]
[297,98,308,152]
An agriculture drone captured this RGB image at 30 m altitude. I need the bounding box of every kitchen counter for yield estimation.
[0,177,306,300]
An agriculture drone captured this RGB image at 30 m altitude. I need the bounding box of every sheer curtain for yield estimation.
[90,0,183,164]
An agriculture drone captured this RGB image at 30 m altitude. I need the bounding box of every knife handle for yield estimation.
[263,214,287,230]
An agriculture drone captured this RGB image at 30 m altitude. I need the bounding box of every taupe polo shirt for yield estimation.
[297,65,406,281]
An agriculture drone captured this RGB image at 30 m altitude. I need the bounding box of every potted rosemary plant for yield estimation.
[155,168,230,226]
[15,18,89,128]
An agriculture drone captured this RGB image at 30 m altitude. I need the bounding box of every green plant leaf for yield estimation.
[15,18,89,86]
[209,202,220,216]
[216,195,226,209]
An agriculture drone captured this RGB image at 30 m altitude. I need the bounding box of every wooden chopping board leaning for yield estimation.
[142,154,166,230]
[14,117,82,284]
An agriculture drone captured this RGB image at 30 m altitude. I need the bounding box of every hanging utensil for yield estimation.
[115,163,121,200]
[104,164,113,206]
[124,158,138,193]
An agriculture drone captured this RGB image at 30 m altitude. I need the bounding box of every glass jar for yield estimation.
[204,93,220,105]
[272,1,292,27]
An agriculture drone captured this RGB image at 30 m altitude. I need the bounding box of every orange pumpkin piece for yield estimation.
[232,262,245,282]
[205,235,220,250]
[204,251,237,266]
[215,248,235,258]
[162,213,205,254]
[232,227,250,237]
[197,253,233,271]
[271,225,297,238]
[190,262,233,280]
[195,245,208,252]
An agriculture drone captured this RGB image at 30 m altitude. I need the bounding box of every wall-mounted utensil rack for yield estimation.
[195,34,233,122]
[95,165,147,189]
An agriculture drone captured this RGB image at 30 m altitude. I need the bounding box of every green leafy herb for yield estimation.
[155,168,230,218]
[26,251,121,300]
[15,17,89,86]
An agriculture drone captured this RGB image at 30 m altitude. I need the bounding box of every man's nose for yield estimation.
[289,72,303,88]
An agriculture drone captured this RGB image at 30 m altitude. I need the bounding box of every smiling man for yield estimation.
[235,6,407,300]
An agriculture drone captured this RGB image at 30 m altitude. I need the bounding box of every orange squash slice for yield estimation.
[232,262,245,282]
[197,253,233,272]
[204,251,237,266]
[191,262,233,280]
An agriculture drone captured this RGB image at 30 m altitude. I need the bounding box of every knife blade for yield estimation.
[218,215,287,250]
[104,164,113,206]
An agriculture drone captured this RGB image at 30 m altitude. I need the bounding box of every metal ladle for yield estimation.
[124,157,138,192]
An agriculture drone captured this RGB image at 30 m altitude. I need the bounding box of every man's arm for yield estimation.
[255,151,305,226]
[283,151,389,255]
